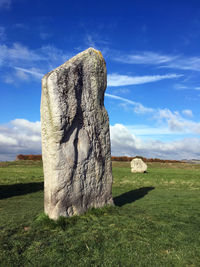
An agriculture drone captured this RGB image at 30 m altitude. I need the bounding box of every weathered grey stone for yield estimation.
[130,158,147,173]
[41,47,113,220]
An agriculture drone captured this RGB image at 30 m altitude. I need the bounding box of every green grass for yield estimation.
[0,160,200,266]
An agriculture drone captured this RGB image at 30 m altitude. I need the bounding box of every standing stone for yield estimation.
[41,48,113,220]
[130,158,147,173]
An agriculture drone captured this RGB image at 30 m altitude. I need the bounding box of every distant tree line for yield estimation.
[16,154,42,161]
[111,156,182,163]
[16,154,182,163]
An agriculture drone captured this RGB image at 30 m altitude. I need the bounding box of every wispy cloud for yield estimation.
[112,50,200,72]
[106,93,155,114]
[106,93,200,134]
[0,42,72,82]
[182,109,193,117]
[114,51,176,65]
[105,93,137,105]
[174,83,190,90]
[14,67,44,78]
[4,67,44,84]
[164,57,200,71]
[0,0,11,9]
[85,34,96,48]
[107,73,182,87]
[0,43,44,66]
[156,108,200,134]
[84,33,110,49]
[0,43,71,68]
[174,84,200,91]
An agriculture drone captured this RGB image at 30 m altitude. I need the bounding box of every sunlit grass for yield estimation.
[0,160,200,266]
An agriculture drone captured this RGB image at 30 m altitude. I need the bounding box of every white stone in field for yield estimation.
[130,158,147,173]
[41,48,113,220]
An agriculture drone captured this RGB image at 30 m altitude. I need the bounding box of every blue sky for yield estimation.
[1,0,200,160]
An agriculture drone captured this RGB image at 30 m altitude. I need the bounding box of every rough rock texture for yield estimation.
[130,158,147,173]
[41,48,113,220]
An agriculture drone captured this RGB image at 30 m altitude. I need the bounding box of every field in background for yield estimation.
[0,160,200,266]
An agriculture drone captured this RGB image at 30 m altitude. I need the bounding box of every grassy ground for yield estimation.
[0,160,200,266]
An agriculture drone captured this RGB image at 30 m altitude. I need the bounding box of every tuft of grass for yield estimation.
[0,160,200,266]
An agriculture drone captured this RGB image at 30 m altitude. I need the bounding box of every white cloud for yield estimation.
[182,109,193,117]
[0,119,41,161]
[112,88,130,95]
[0,0,11,9]
[0,118,200,161]
[107,73,182,87]
[0,43,44,67]
[0,43,70,69]
[0,43,72,82]
[114,51,176,65]
[112,50,200,72]
[133,103,155,114]
[174,84,190,90]
[110,124,200,160]
[157,108,200,134]
[39,45,71,68]
[165,57,200,71]
[106,93,200,134]
[105,93,154,114]
[85,34,96,48]
[11,119,41,134]
[106,93,137,105]
[4,75,14,84]
[14,67,44,78]
[0,133,17,145]
[15,68,29,81]
[3,67,44,84]
[84,33,110,50]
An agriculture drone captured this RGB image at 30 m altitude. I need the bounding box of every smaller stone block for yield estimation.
[130,158,147,173]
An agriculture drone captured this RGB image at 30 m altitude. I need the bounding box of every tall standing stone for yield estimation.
[41,48,113,220]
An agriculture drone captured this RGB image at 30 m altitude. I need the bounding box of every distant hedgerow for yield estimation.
[15,154,181,163]
[16,154,42,161]
[111,156,181,163]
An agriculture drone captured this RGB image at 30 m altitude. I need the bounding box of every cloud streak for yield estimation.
[0,43,72,83]
[107,73,182,87]
[112,50,200,72]
[14,67,44,78]
[105,93,154,114]
[106,93,200,134]
[0,0,11,9]
[114,51,177,65]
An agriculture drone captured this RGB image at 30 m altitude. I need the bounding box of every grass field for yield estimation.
[0,160,200,266]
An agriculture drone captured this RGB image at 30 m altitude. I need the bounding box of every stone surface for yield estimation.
[130,158,147,173]
[41,47,113,220]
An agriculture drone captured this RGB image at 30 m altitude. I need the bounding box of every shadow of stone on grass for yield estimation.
[0,182,44,199]
[114,187,155,207]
